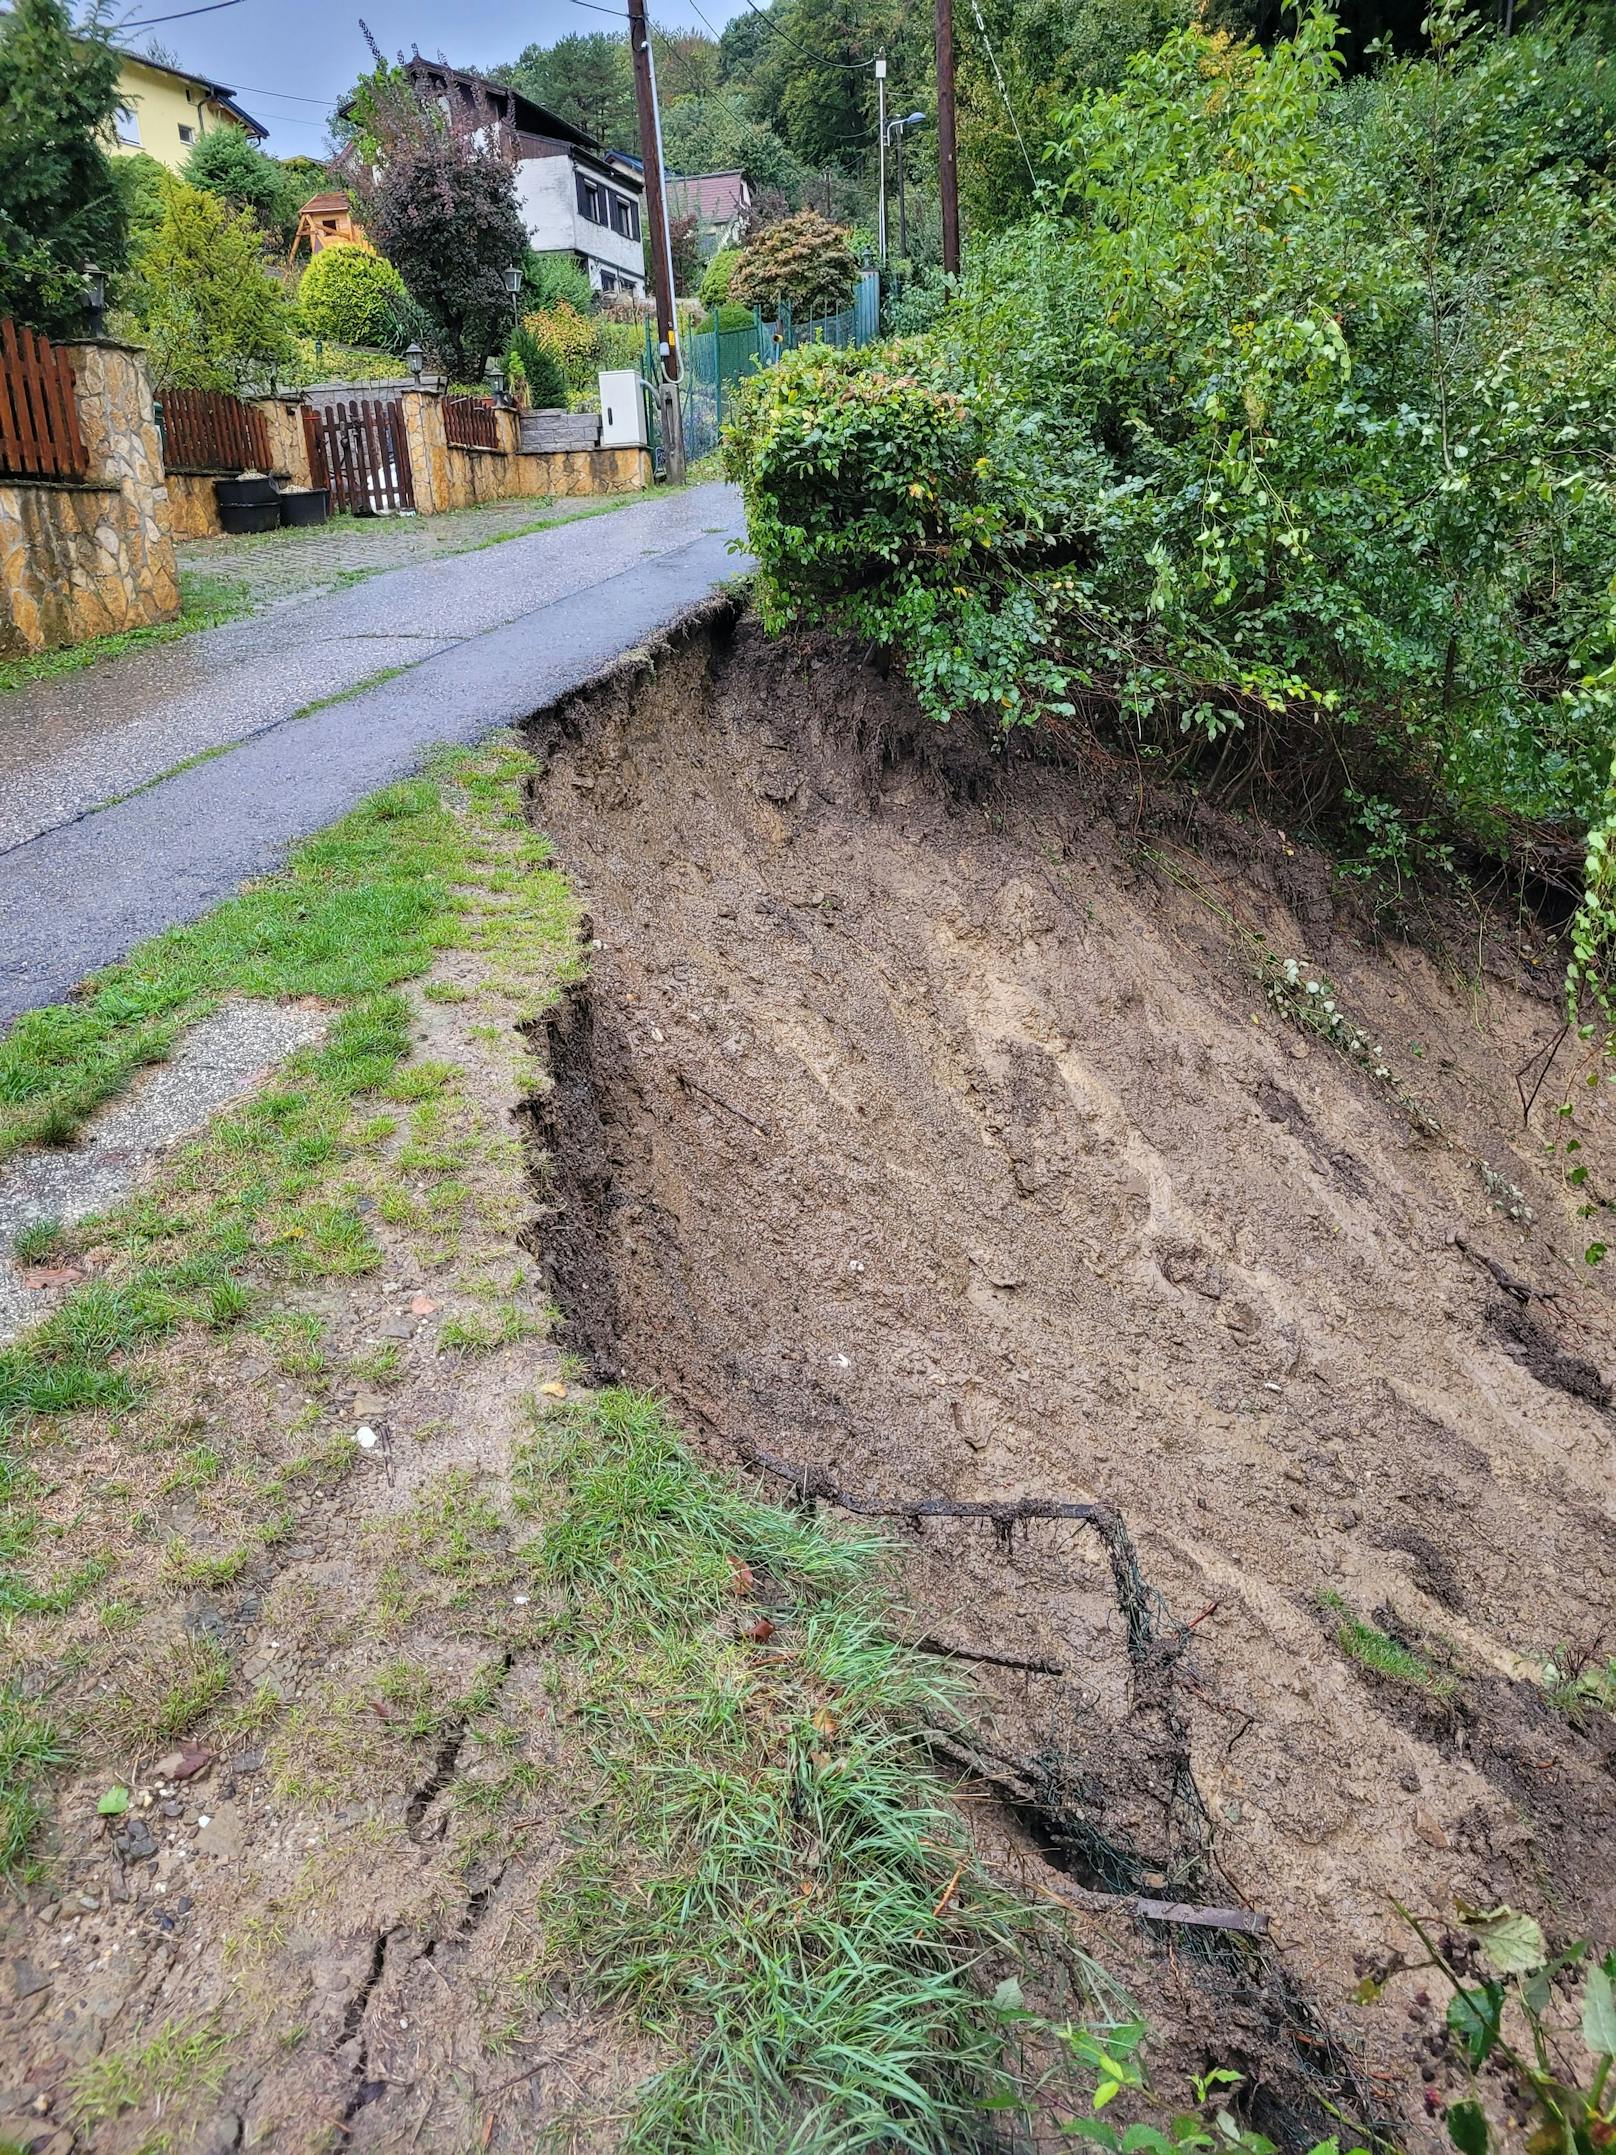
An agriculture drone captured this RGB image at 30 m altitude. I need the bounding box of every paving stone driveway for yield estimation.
[176,493,639,612]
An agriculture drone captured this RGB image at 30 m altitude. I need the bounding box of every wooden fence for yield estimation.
[302,396,414,514]
[444,394,500,451]
[0,318,88,482]
[159,387,272,475]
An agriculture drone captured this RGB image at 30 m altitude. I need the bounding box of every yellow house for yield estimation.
[107,50,266,170]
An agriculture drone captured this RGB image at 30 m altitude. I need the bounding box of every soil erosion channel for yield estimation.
[522,600,1616,2143]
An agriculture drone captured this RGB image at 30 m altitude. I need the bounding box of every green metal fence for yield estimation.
[643,271,881,475]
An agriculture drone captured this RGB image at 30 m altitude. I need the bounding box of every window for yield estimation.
[575,173,607,226]
[599,272,617,293]
[177,121,195,142]
[114,103,140,145]
[610,193,639,241]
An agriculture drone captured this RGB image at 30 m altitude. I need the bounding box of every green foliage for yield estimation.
[133,178,296,391]
[1375,1902,1616,2152]
[521,248,595,315]
[729,8,1616,1011]
[294,242,405,348]
[663,92,809,199]
[729,208,858,316]
[111,150,169,261]
[511,325,567,410]
[366,135,529,379]
[702,302,756,334]
[180,130,303,247]
[496,31,637,153]
[0,0,128,336]
[522,298,598,390]
[699,245,742,309]
[1319,1590,1456,1696]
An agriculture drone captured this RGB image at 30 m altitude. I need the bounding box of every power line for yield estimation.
[965,0,1034,187]
[119,0,242,25]
[732,0,877,76]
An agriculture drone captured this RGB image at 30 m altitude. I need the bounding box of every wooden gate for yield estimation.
[302,396,414,514]
[160,387,271,473]
[0,317,87,480]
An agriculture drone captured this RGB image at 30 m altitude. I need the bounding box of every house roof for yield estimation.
[298,193,352,215]
[386,59,604,158]
[115,46,267,138]
[668,170,749,225]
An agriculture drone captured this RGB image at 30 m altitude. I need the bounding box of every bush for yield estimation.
[511,324,567,409]
[181,131,303,246]
[701,302,756,335]
[0,0,127,336]
[134,177,296,390]
[296,242,406,347]
[522,248,595,315]
[364,133,528,378]
[699,246,742,309]
[522,298,598,391]
[728,211,857,318]
[597,317,647,372]
[727,8,1616,1013]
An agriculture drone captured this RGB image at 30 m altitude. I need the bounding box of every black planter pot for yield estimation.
[214,474,277,510]
[277,487,330,528]
[216,498,280,535]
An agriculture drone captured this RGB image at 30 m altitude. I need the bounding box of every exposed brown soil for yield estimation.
[520,600,1616,2150]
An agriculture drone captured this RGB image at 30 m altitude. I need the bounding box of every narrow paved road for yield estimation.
[0,482,748,1025]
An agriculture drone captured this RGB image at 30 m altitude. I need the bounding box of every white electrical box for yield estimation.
[599,369,648,448]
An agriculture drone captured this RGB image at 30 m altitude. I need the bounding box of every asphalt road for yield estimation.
[0,482,748,1026]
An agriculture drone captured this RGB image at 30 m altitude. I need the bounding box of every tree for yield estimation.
[0,0,128,336]
[182,130,304,247]
[670,210,702,295]
[295,241,405,345]
[364,135,529,378]
[134,177,296,389]
[497,33,637,151]
[661,92,808,196]
[729,209,857,313]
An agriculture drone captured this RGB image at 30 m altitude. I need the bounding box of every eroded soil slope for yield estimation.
[524,601,1616,2144]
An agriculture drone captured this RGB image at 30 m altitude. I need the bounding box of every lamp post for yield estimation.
[504,263,523,327]
[82,261,105,338]
[484,354,506,401]
[405,341,424,384]
[885,114,927,262]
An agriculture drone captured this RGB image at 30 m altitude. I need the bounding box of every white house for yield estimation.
[397,61,646,299]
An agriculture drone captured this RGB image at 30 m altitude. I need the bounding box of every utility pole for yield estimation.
[875,55,888,266]
[627,0,685,482]
[934,0,960,275]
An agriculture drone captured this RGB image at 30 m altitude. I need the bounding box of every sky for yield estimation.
[107,0,744,153]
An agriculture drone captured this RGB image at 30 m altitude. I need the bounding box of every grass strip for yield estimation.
[0,574,251,697]
[511,1387,1111,2151]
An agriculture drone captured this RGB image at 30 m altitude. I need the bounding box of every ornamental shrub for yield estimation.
[522,298,599,391]
[728,211,857,317]
[699,246,741,309]
[701,302,755,335]
[365,134,528,378]
[134,177,296,390]
[0,0,127,336]
[296,242,406,347]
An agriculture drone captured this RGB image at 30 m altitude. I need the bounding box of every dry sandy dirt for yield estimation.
[1,597,1612,2154]
[521,600,1616,2148]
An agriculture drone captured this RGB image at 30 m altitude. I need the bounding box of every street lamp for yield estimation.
[82,261,105,338]
[405,341,424,383]
[885,113,927,261]
[504,263,523,325]
[484,354,506,400]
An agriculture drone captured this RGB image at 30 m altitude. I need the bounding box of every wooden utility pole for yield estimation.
[627,0,685,481]
[935,0,960,275]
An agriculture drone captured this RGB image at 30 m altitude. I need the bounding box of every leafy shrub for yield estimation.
[701,301,755,335]
[362,131,528,378]
[521,298,598,391]
[597,317,646,373]
[698,246,742,309]
[522,248,595,315]
[295,242,405,347]
[181,131,303,246]
[134,178,296,391]
[511,324,567,409]
[729,210,857,317]
[0,0,127,336]
[728,7,1616,996]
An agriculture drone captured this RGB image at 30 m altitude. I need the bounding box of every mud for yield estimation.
[520,600,1616,2148]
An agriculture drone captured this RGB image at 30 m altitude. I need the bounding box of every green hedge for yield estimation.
[296,242,405,349]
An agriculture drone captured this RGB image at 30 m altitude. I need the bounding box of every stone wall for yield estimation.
[1,340,179,659]
[395,391,646,513]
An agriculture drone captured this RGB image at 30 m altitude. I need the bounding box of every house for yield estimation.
[667,170,752,263]
[107,48,266,169]
[290,193,370,262]
[393,61,646,300]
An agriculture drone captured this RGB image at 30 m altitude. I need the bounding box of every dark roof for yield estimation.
[115,45,267,138]
[396,59,597,155]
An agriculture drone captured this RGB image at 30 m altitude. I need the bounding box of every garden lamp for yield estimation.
[484,355,506,399]
[405,341,424,382]
[504,264,523,322]
[83,261,105,338]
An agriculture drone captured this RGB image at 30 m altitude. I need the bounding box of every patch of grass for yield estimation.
[350,1341,403,1387]
[10,1220,63,1266]
[69,2017,229,2128]
[439,1303,538,1352]
[256,1310,327,1378]
[0,574,250,696]
[1321,1590,1456,1698]
[104,1636,232,1752]
[0,1688,65,1876]
[1540,1643,1616,1726]
[508,1388,1104,2150]
[159,1537,251,1592]
[289,662,410,723]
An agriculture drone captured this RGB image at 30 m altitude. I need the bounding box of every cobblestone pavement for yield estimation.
[175,493,639,612]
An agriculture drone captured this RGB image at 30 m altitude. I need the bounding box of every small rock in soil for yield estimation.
[116,1818,158,1862]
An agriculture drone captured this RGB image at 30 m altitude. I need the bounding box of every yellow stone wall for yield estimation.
[0,341,179,659]
[395,390,649,511]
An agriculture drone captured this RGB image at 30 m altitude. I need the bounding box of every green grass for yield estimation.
[1321,1591,1457,1698]
[0,746,579,1867]
[509,1388,1107,2150]
[69,2018,230,2128]
[0,574,250,696]
[1540,1646,1616,1725]
[10,1221,61,1266]
[0,1688,64,1876]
